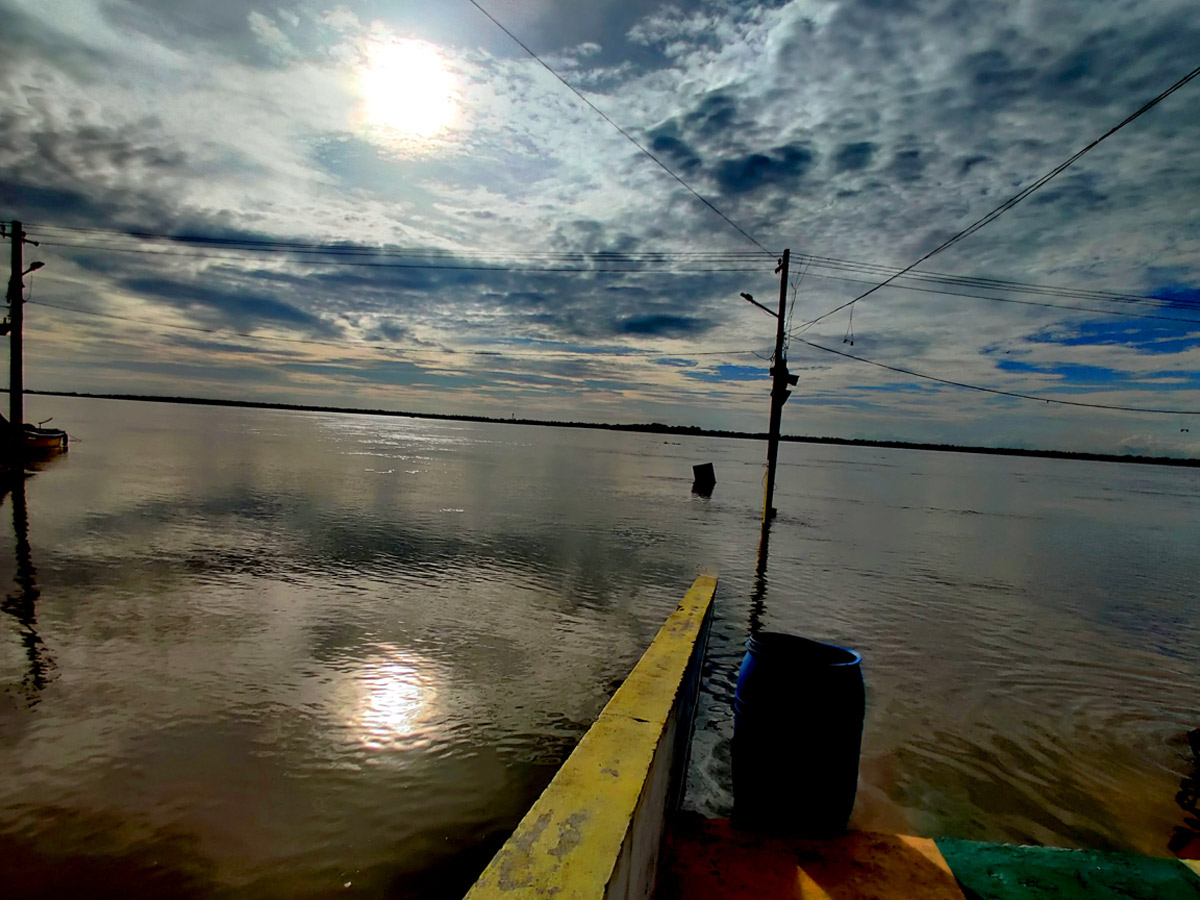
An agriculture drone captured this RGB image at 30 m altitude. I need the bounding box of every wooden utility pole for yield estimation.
[762,248,796,522]
[6,220,24,439]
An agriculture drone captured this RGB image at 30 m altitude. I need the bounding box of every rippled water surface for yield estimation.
[1,397,1197,896]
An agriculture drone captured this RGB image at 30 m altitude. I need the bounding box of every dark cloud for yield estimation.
[643,90,820,198]
[498,291,553,309]
[613,314,712,337]
[714,143,815,195]
[647,129,702,175]
[959,155,989,175]
[120,275,338,335]
[162,334,308,358]
[833,141,875,173]
[361,320,416,343]
[682,92,739,141]
[0,180,106,223]
[276,359,466,388]
[0,111,202,233]
[962,48,1036,108]
[1029,171,1108,211]
[889,148,926,182]
[79,358,291,383]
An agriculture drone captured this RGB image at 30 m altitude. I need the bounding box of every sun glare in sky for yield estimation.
[359,39,457,141]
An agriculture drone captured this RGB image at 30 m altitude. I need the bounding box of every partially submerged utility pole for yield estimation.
[4,221,44,453]
[6,220,25,439]
[762,248,797,522]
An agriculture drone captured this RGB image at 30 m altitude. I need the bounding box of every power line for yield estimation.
[28,221,1196,311]
[792,252,1200,309]
[464,0,775,257]
[43,234,1200,329]
[38,236,1200,325]
[34,240,766,274]
[28,299,767,358]
[25,221,769,259]
[792,271,1200,324]
[798,60,1200,333]
[793,336,1200,415]
[30,295,1199,415]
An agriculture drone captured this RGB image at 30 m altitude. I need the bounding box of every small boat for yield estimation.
[21,422,68,454]
[1,414,68,456]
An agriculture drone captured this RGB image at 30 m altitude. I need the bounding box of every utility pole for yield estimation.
[762,248,797,522]
[6,220,24,441]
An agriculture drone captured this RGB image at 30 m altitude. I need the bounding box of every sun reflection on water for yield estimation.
[353,647,439,750]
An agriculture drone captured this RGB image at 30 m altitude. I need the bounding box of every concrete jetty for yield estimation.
[464,573,716,900]
[463,573,1200,899]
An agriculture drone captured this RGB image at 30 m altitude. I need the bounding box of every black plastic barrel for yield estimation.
[732,632,864,836]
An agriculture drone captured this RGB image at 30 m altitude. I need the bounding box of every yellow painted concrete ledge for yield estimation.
[464,573,718,900]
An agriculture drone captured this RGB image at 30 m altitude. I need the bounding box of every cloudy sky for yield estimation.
[2,0,1199,454]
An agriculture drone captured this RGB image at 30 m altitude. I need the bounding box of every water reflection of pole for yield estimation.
[748,518,771,636]
[2,475,52,699]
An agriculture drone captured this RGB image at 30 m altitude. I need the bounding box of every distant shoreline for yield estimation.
[20,388,1200,469]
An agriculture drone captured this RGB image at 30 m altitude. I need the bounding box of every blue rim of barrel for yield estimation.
[743,632,861,667]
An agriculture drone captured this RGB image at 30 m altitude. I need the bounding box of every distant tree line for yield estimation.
[17,388,1200,469]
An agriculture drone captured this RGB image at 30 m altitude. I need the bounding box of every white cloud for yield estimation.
[2,0,1199,451]
[248,11,301,62]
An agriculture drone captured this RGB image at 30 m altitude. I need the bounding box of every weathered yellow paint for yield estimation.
[1182,858,1200,880]
[464,573,717,900]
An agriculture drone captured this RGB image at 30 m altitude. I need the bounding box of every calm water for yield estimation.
[0,397,1197,897]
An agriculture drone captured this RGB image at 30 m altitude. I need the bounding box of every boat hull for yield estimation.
[21,427,68,453]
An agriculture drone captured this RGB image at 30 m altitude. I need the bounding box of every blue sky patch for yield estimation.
[997,360,1124,383]
[683,364,767,383]
[1152,283,1200,311]
[1027,316,1200,354]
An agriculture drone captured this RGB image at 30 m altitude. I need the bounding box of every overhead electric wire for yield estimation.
[28,298,766,358]
[792,252,1200,309]
[27,221,1196,312]
[33,240,766,274]
[26,222,769,259]
[45,235,1196,324]
[463,0,775,257]
[23,222,768,261]
[32,297,1198,415]
[793,336,1200,415]
[793,271,1200,324]
[797,60,1200,333]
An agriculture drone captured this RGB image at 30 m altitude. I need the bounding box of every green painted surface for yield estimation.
[936,839,1200,900]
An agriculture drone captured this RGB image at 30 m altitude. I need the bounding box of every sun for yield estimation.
[359,39,457,141]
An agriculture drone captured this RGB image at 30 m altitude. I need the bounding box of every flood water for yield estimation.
[0,397,1197,897]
